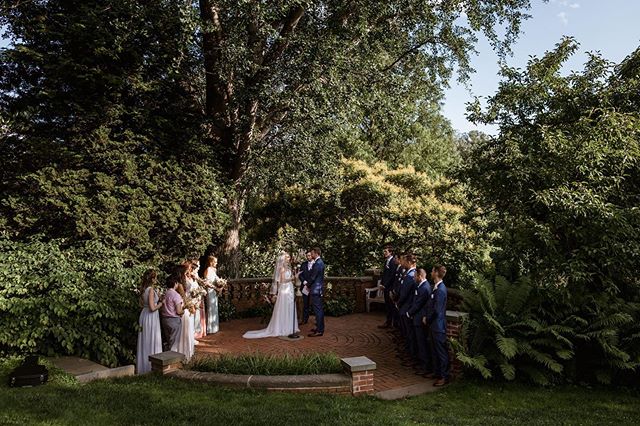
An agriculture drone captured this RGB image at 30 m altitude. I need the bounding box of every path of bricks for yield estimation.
[196,311,428,392]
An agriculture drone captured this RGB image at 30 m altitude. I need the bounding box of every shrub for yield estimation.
[187,352,343,375]
[324,296,355,317]
[0,237,145,367]
[217,296,237,322]
[453,274,574,385]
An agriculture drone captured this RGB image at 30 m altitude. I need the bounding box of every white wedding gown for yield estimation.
[243,269,299,339]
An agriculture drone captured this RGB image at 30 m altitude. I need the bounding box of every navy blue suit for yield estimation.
[428,281,449,380]
[308,257,325,333]
[299,260,312,323]
[381,256,398,324]
[398,268,417,355]
[391,265,405,329]
[408,279,432,371]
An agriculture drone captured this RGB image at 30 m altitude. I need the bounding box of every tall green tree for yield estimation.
[0,0,227,264]
[197,0,537,272]
[461,39,640,382]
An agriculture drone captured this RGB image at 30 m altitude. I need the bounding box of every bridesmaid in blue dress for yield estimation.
[204,255,221,334]
[136,269,163,374]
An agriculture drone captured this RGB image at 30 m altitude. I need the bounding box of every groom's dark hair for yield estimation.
[312,247,322,256]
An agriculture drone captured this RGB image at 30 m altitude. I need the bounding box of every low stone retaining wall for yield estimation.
[169,370,351,394]
[149,352,376,397]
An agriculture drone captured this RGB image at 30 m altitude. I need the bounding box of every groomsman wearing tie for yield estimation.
[397,254,417,364]
[298,250,314,325]
[378,244,398,329]
[391,254,406,334]
[428,265,449,386]
[407,268,432,376]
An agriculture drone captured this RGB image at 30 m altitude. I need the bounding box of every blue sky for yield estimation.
[444,0,640,134]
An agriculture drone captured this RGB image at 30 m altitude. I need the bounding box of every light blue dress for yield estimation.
[205,267,220,334]
[136,287,162,374]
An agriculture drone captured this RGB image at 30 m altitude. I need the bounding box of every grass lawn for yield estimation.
[1,359,639,425]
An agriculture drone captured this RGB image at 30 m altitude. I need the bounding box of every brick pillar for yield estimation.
[149,351,185,375]
[341,356,376,396]
[446,311,468,378]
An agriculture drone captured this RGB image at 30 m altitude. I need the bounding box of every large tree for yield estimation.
[196,0,536,272]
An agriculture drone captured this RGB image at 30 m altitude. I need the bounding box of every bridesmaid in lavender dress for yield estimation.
[136,269,164,374]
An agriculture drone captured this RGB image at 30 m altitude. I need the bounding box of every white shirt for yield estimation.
[433,280,443,290]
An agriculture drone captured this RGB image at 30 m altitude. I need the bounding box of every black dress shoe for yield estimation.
[433,378,449,386]
[310,328,317,333]
[308,332,324,337]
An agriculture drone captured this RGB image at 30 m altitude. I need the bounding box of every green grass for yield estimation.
[187,352,343,375]
[1,358,639,425]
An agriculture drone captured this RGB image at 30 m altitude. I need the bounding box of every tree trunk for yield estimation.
[219,188,245,278]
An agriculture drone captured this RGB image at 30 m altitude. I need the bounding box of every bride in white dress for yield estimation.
[243,252,299,339]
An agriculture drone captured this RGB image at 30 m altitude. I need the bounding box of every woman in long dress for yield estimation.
[203,255,220,334]
[136,269,164,374]
[243,252,299,339]
[186,260,207,340]
[172,265,195,361]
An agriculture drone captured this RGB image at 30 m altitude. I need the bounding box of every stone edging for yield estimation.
[168,369,351,393]
[76,365,135,383]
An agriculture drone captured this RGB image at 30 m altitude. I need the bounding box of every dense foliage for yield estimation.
[187,352,342,376]
[0,238,145,366]
[247,159,490,283]
[458,39,640,384]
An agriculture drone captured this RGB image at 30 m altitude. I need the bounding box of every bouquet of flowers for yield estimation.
[215,277,228,290]
[190,284,207,303]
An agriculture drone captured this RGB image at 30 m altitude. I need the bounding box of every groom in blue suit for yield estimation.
[306,247,325,337]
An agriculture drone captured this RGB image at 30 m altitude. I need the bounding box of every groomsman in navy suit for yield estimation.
[397,254,417,363]
[378,244,398,329]
[297,250,314,325]
[391,254,406,333]
[428,265,449,386]
[306,247,325,337]
[407,268,432,376]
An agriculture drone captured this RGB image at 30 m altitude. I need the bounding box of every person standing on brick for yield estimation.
[428,265,449,386]
[378,244,398,329]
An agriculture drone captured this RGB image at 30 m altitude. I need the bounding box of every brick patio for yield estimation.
[196,311,430,393]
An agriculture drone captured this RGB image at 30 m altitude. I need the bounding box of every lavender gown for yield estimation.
[136,287,163,374]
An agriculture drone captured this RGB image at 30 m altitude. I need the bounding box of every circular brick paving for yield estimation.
[196,312,427,392]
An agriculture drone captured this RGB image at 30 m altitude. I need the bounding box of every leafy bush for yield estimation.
[459,40,640,384]
[187,352,343,375]
[324,296,356,317]
[0,237,145,367]
[217,296,237,322]
[454,275,574,385]
[247,159,490,284]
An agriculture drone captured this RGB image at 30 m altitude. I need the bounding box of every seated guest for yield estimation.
[136,269,164,374]
[160,274,184,352]
[428,265,449,386]
[407,268,432,376]
[398,254,417,365]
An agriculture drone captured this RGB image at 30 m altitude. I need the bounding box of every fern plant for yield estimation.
[453,274,574,385]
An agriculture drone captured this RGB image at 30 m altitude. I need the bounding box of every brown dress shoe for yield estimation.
[433,378,449,387]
